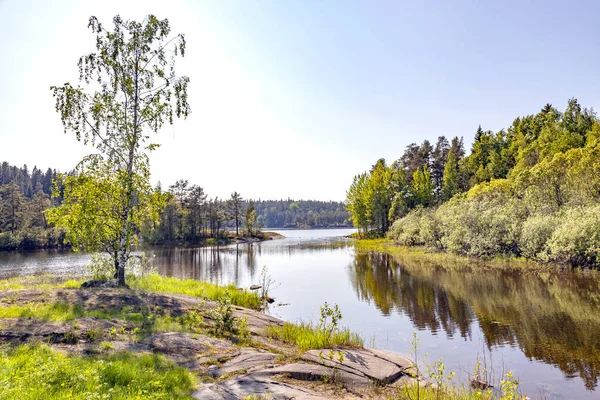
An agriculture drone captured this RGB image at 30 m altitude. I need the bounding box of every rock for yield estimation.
[193,376,325,400]
[302,348,415,386]
[249,285,262,291]
[252,363,373,388]
[81,280,119,288]
[148,332,238,371]
[210,348,279,377]
[470,378,493,389]
[231,306,283,335]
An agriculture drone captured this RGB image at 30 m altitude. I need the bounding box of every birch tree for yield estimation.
[47,15,190,286]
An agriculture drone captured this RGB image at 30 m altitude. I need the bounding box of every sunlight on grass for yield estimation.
[266,321,363,352]
[0,275,85,291]
[0,344,194,399]
[0,273,261,310]
[129,273,262,310]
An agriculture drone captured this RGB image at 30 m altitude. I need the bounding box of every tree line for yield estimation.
[346,99,600,268]
[0,164,350,249]
[145,180,259,244]
[142,183,351,243]
[0,162,67,250]
[253,199,350,229]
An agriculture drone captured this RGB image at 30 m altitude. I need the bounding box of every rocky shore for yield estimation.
[0,286,421,399]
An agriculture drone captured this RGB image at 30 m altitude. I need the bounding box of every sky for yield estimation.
[1,0,599,201]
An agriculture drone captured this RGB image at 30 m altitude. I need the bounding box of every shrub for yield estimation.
[0,232,18,250]
[388,207,428,246]
[519,214,560,260]
[546,206,600,267]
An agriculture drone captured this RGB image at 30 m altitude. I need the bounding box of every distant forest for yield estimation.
[253,200,350,229]
[0,164,350,250]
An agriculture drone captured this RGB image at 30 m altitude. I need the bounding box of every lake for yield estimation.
[1,228,599,399]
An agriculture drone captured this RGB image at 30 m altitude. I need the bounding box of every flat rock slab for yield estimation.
[148,332,238,371]
[193,376,326,400]
[211,348,279,377]
[302,348,414,385]
[253,363,373,389]
[232,306,283,335]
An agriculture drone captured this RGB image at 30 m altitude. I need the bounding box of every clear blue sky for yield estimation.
[0,0,598,200]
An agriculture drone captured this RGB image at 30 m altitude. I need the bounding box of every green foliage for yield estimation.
[47,15,190,286]
[412,165,434,207]
[0,344,194,399]
[318,302,343,337]
[545,206,600,266]
[347,99,599,250]
[205,293,250,339]
[245,200,257,236]
[206,294,235,336]
[381,101,600,268]
[441,151,460,201]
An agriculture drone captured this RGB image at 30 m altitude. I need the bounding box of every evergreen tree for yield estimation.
[228,192,244,236]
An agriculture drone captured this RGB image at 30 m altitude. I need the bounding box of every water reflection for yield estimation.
[349,251,600,390]
[151,244,260,286]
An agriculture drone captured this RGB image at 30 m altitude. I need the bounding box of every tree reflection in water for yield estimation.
[348,250,600,391]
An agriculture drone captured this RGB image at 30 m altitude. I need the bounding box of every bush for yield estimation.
[0,232,18,250]
[546,206,600,267]
[519,214,560,260]
[388,207,428,246]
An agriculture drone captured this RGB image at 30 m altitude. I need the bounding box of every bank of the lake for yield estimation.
[0,274,441,400]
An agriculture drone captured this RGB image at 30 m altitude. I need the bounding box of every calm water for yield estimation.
[1,228,599,399]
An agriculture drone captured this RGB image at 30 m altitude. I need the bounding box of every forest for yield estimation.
[0,166,350,250]
[346,99,600,268]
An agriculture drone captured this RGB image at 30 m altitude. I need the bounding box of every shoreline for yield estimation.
[0,274,427,399]
[352,238,599,273]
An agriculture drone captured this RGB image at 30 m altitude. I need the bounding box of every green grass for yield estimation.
[129,274,262,310]
[0,344,194,399]
[393,385,497,400]
[0,273,262,310]
[0,275,83,290]
[266,322,364,352]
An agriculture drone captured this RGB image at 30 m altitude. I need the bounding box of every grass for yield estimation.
[393,385,497,400]
[129,274,262,310]
[0,275,83,290]
[0,343,194,399]
[266,321,363,352]
[0,273,262,310]
[0,302,125,321]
